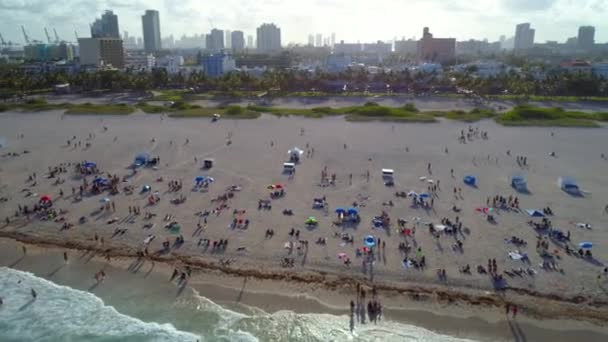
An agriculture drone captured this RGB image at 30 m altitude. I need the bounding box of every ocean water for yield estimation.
[0,267,475,342]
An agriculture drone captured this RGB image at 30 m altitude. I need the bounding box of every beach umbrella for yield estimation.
[347,208,359,215]
[463,175,476,186]
[305,216,318,224]
[195,176,205,183]
[100,197,110,203]
[141,185,151,192]
[93,177,109,185]
[526,209,545,217]
[169,223,181,234]
[83,161,97,168]
[335,207,346,214]
[559,176,580,194]
[39,195,52,202]
[364,235,376,248]
[579,242,593,249]
[134,152,150,166]
[407,191,418,197]
[288,147,304,156]
[419,192,430,199]
[274,184,283,189]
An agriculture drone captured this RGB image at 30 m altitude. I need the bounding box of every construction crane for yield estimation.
[74,30,79,41]
[53,28,60,44]
[0,33,6,46]
[44,28,52,44]
[21,25,30,44]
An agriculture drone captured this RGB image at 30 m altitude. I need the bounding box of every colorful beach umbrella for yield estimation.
[305,216,318,224]
[39,195,52,202]
[335,207,346,214]
[364,235,376,248]
[579,242,593,249]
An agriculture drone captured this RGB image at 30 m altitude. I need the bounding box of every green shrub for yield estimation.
[403,103,418,112]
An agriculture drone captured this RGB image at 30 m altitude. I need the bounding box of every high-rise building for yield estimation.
[225,30,232,49]
[514,23,535,50]
[91,10,119,38]
[578,26,595,51]
[206,29,224,52]
[308,34,314,46]
[142,10,162,53]
[315,33,322,47]
[416,27,455,64]
[78,37,124,68]
[202,53,236,77]
[331,32,336,47]
[256,23,281,53]
[231,31,245,52]
[247,35,254,48]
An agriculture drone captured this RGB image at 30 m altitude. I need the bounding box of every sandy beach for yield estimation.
[1,108,608,340]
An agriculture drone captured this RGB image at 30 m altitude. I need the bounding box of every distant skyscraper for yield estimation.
[315,33,322,47]
[91,10,119,38]
[225,30,232,49]
[206,28,224,52]
[514,23,535,50]
[247,35,253,48]
[578,26,595,50]
[142,10,161,52]
[231,30,245,52]
[308,34,314,46]
[256,23,281,53]
[331,32,336,47]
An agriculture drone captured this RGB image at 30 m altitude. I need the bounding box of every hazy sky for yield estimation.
[0,0,606,44]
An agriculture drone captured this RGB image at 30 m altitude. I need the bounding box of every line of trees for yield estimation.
[1,64,607,99]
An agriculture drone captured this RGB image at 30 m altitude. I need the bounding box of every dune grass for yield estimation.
[64,103,136,115]
[496,105,605,127]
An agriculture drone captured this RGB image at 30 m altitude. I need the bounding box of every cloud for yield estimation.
[501,0,557,11]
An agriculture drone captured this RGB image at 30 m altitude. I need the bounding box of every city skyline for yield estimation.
[0,0,607,45]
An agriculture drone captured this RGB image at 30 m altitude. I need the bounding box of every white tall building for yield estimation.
[256,23,281,53]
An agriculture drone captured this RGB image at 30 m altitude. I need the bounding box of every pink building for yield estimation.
[417,27,456,64]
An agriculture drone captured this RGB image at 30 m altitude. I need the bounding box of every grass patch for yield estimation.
[490,95,608,102]
[64,103,135,115]
[169,105,260,119]
[433,108,497,122]
[150,89,190,102]
[496,105,604,127]
[137,102,167,113]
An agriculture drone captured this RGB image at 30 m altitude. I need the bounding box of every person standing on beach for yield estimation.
[512,305,518,318]
[22,246,26,255]
[63,252,68,263]
[505,303,510,315]
[31,288,37,299]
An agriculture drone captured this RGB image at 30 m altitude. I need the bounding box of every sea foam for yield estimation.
[0,267,200,342]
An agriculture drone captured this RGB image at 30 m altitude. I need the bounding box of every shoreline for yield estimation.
[2,236,608,342]
[2,231,607,327]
